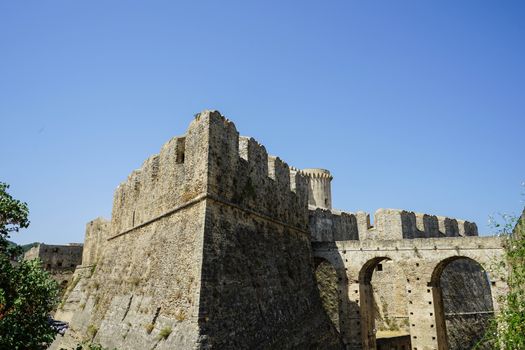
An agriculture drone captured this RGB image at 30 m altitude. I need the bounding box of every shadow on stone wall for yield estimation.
[313,242,358,348]
[440,258,495,350]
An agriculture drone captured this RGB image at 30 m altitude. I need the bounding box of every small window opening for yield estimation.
[177,152,185,164]
[377,264,383,271]
[176,137,186,164]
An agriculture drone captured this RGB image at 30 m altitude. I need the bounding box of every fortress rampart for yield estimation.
[309,208,477,243]
[52,111,342,350]
[81,217,110,267]
[51,110,504,350]
[301,168,333,210]
[24,243,83,271]
[110,112,310,239]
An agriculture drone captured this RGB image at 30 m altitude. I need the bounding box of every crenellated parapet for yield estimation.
[54,110,491,350]
[201,110,310,230]
[358,209,478,240]
[111,135,189,235]
[110,110,311,237]
[300,168,333,210]
[304,175,478,242]
[309,207,359,241]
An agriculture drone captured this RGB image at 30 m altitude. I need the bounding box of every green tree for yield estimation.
[0,182,29,258]
[0,182,59,349]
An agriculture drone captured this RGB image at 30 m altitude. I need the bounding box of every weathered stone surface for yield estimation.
[24,243,83,271]
[313,237,507,350]
[441,259,494,350]
[51,111,509,350]
[310,208,358,242]
[301,168,333,210]
[52,111,342,350]
[315,259,340,332]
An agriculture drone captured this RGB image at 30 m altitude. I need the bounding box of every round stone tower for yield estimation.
[301,168,333,210]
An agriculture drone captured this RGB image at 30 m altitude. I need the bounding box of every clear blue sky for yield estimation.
[1,1,524,245]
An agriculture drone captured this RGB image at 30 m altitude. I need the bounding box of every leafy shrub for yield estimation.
[158,326,172,340]
[0,182,59,349]
[87,324,98,339]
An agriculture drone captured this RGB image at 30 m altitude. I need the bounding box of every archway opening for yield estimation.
[313,257,341,333]
[431,257,495,350]
[359,257,411,350]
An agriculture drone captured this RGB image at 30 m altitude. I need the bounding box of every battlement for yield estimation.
[300,168,333,209]
[309,207,359,241]
[54,110,490,350]
[24,243,83,271]
[309,207,477,242]
[361,209,478,240]
[110,110,312,236]
[111,134,188,235]
[109,110,479,242]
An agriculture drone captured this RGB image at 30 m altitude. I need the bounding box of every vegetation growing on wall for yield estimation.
[494,209,525,349]
[476,205,525,350]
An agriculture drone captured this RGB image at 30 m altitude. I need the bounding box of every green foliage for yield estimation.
[477,209,525,349]
[0,182,29,257]
[87,324,99,339]
[158,326,172,340]
[0,182,60,349]
[66,341,117,350]
[0,258,59,349]
[495,210,525,349]
[90,263,97,276]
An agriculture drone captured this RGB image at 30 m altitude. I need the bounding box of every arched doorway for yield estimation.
[313,257,341,333]
[359,257,411,350]
[431,257,495,350]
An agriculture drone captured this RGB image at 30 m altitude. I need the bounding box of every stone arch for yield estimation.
[358,256,410,350]
[430,256,495,350]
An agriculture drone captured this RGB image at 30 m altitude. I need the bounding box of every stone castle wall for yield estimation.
[53,116,211,349]
[24,243,83,270]
[52,111,341,350]
[441,259,494,350]
[188,112,341,348]
[51,110,503,350]
[81,218,110,267]
[309,207,477,243]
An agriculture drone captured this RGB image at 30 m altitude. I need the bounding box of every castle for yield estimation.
[24,243,83,271]
[51,111,508,350]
